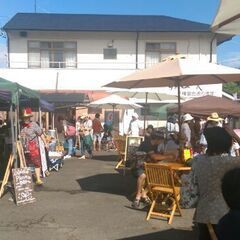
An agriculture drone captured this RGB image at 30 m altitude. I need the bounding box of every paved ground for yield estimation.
[0,152,197,240]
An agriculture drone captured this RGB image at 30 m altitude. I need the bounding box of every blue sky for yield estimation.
[0,0,240,67]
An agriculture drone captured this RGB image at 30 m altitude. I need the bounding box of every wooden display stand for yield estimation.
[115,135,144,174]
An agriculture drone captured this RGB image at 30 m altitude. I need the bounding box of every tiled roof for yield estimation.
[4,13,210,32]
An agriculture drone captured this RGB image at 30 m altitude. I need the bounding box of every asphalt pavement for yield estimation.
[0,151,197,240]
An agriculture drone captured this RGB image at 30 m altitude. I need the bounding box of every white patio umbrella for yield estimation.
[211,0,240,34]
[88,94,142,129]
[88,94,142,110]
[109,89,179,130]
[104,57,240,127]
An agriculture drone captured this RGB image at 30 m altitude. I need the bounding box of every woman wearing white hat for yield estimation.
[181,113,194,147]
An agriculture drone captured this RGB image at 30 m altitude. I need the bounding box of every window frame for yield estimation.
[28,40,77,68]
[145,42,177,68]
[103,48,117,60]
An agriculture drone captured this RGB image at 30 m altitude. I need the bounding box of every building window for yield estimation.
[145,42,176,68]
[28,41,77,68]
[103,48,117,59]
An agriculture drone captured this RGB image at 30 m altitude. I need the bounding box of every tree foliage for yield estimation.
[223,82,240,94]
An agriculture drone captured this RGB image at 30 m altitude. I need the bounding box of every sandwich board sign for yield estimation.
[12,167,36,206]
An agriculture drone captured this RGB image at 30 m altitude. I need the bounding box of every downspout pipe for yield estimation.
[4,31,10,68]
[209,33,217,63]
[135,32,139,69]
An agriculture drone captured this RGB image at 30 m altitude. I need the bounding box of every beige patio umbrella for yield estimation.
[211,0,240,34]
[104,57,240,126]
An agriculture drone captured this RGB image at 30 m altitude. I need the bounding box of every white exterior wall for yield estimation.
[3,30,220,96]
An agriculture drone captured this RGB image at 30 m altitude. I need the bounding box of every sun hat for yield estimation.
[182,113,194,122]
[22,107,33,117]
[132,113,139,119]
[207,112,223,122]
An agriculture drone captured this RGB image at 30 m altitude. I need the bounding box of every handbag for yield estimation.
[183,148,193,162]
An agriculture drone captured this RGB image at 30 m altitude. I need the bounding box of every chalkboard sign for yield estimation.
[125,136,144,168]
[12,168,36,206]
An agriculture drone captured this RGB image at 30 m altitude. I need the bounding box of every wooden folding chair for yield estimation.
[144,163,182,224]
[114,136,127,169]
[207,223,218,240]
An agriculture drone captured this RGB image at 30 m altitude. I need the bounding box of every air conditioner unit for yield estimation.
[19,31,27,37]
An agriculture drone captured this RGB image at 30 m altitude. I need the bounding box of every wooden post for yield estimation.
[46,112,49,131]
[16,141,27,168]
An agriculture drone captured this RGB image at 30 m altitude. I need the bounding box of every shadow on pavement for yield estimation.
[117,227,197,240]
[77,173,136,197]
[92,152,119,162]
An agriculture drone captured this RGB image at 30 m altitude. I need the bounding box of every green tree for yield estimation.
[223,82,240,94]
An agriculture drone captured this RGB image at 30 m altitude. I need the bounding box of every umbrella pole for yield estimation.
[39,107,42,128]
[112,104,115,134]
[177,80,184,161]
[52,112,55,129]
[112,104,115,126]
[10,104,17,168]
[144,92,148,133]
[177,81,181,129]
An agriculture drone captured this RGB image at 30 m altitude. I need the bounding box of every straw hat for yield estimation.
[22,107,33,118]
[182,113,194,122]
[207,112,223,122]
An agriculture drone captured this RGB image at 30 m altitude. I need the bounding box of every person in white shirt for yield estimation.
[181,113,194,147]
[230,139,240,157]
[166,115,179,134]
[128,113,142,136]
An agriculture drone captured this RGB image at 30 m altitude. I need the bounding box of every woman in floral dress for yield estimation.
[20,108,48,185]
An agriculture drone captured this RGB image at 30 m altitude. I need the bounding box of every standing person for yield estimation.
[199,112,223,152]
[63,118,76,159]
[82,116,93,159]
[92,113,103,151]
[230,138,240,157]
[144,125,154,145]
[20,108,48,185]
[166,115,179,134]
[189,127,240,240]
[128,113,142,136]
[76,116,86,159]
[181,113,194,147]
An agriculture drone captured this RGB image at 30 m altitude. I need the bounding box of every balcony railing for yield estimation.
[6,60,149,70]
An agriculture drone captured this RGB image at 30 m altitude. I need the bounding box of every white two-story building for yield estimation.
[1,13,230,95]
[0,13,232,130]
